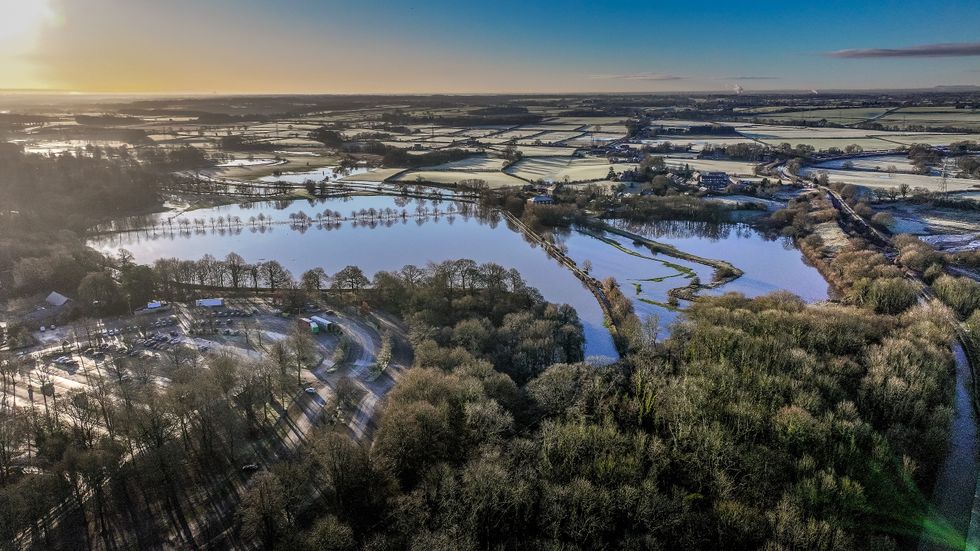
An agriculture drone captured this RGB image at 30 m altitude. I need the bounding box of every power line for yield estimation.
[939,157,949,197]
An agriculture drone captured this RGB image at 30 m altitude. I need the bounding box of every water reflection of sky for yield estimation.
[606,219,831,303]
[90,199,832,362]
[90,196,619,362]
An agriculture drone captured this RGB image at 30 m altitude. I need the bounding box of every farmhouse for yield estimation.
[695,171,732,190]
[527,195,555,205]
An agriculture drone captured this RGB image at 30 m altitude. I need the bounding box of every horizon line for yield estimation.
[1,85,979,98]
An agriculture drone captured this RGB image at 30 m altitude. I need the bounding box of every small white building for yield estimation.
[45,292,70,307]
[195,298,224,308]
[146,301,163,310]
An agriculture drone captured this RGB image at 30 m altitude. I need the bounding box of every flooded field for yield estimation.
[90,196,833,360]
[89,195,620,361]
[562,220,831,331]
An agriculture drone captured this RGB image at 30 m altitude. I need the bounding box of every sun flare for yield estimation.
[0,0,55,46]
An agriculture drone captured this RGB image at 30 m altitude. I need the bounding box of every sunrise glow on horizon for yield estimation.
[0,0,979,94]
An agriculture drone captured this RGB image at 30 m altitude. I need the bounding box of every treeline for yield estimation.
[304,125,472,169]
[219,135,277,151]
[956,155,980,179]
[651,123,739,136]
[195,113,271,124]
[381,147,470,168]
[479,185,734,232]
[907,143,941,174]
[380,110,543,127]
[73,115,141,127]
[613,194,733,223]
[134,145,212,171]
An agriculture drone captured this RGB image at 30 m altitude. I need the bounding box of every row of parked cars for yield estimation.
[204,309,254,318]
[83,342,135,359]
[95,316,178,338]
[139,332,182,351]
[150,316,179,329]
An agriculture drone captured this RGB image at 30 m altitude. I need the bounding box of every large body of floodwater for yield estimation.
[91,195,619,361]
[89,197,831,361]
[561,219,831,332]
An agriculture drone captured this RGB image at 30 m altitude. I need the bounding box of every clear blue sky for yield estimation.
[2,0,978,92]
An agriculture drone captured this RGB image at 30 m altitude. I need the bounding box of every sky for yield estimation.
[1,0,979,94]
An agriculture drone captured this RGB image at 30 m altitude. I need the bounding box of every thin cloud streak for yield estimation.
[588,72,686,81]
[722,76,779,80]
[825,42,980,58]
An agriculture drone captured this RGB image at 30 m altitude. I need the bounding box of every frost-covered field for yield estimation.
[800,167,980,192]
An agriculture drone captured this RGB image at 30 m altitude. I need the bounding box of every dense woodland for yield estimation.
[0,261,586,549]
[0,147,203,305]
[1,261,958,550]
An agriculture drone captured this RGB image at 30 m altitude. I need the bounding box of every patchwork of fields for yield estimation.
[10,99,980,197]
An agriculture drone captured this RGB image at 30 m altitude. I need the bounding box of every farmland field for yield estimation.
[756,136,897,151]
[877,133,980,146]
[340,167,405,182]
[518,131,586,144]
[510,145,579,157]
[505,156,573,180]
[423,155,510,171]
[736,124,893,140]
[811,154,922,172]
[876,107,980,131]
[391,169,525,188]
[799,167,980,193]
[219,154,340,180]
[662,157,760,177]
[550,116,626,125]
[506,157,635,182]
[756,107,891,123]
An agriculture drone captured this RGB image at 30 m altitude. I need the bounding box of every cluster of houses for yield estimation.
[590,142,643,163]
